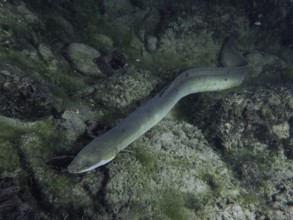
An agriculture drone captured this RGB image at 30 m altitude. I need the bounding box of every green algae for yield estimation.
[0,116,71,201]
[0,116,68,172]
[200,172,225,196]
[17,130,90,211]
[239,191,259,205]
[0,141,21,174]
[0,47,87,98]
[0,28,13,44]
[0,3,86,99]
[0,3,38,32]
[160,190,193,220]
[133,144,157,172]
[0,119,31,175]
[45,174,76,194]
[224,147,275,173]
[90,33,114,54]
[285,64,293,81]
[184,192,209,211]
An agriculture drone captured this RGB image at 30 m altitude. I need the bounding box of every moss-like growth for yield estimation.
[184,192,209,211]
[0,116,66,178]
[200,172,225,197]
[223,147,275,173]
[0,119,26,140]
[285,64,293,81]
[0,121,32,174]
[46,174,75,193]
[0,47,87,98]
[239,191,259,205]
[133,144,157,172]
[90,33,114,54]
[0,141,21,174]
[160,190,192,220]
[33,118,69,154]
[0,3,38,32]
[0,116,69,174]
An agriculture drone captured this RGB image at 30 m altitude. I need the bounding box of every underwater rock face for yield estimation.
[0,177,41,220]
[193,84,293,219]
[1,0,293,219]
[89,120,253,219]
[0,62,55,120]
[194,85,293,155]
[146,35,158,51]
[93,69,159,113]
[66,43,102,76]
[94,49,127,76]
[58,110,86,143]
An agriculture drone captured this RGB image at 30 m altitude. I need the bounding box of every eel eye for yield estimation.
[83,163,89,168]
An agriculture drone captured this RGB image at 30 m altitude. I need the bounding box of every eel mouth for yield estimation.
[68,155,115,174]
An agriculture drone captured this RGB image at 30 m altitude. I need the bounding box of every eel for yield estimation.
[68,39,248,174]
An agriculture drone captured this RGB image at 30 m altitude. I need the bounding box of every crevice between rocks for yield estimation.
[82,166,112,217]
[12,139,52,217]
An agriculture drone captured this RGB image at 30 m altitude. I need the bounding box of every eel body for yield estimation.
[68,40,248,173]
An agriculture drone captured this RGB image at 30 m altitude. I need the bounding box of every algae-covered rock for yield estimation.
[1,0,293,219]
[58,110,86,143]
[146,35,158,52]
[100,119,253,219]
[247,52,287,79]
[18,133,100,218]
[0,61,55,120]
[192,84,293,219]
[0,177,42,220]
[66,43,102,76]
[46,14,76,42]
[93,68,159,113]
[90,33,114,53]
[193,85,293,156]
[0,2,38,31]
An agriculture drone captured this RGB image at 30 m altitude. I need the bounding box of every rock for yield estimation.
[0,61,55,120]
[140,8,160,34]
[103,0,137,20]
[93,68,158,113]
[37,43,62,72]
[91,34,114,53]
[192,84,293,218]
[0,177,42,220]
[46,14,76,42]
[15,2,38,22]
[194,85,293,156]
[94,49,127,75]
[66,43,102,76]
[272,122,290,139]
[17,133,99,219]
[100,119,253,219]
[59,110,86,143]
[146,35,158,51]
[267,168,293,219]
[247,52,287,78]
